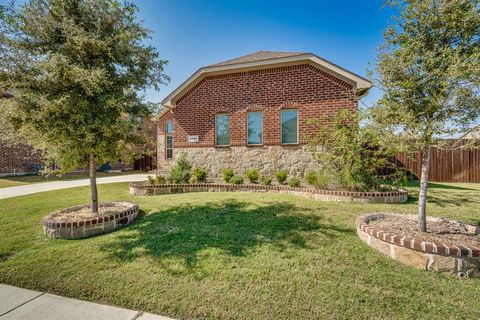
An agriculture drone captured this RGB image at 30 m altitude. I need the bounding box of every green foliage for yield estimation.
[192,168,208,183]
[307,110,403,191]
[155,175,167,185]
[147,175,156,185]
[0,0,168,205]
[229,175,244,185]
[275,170,288,185]
[169,154,192,184]
[305,169,332,189]
[375,0,480,149]
[245,168,259,184]
[260,176,272,186]
[288,177,301,188]
[188,175,198,184]
[222,168,235,183]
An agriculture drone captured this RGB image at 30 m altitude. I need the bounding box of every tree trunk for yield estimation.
[89,155,99,215]
[418,145,430,232]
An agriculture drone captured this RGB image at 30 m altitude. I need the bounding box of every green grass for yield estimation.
[0,182,479,319]
[0,170,143,188]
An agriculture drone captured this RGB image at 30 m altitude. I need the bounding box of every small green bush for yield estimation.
[229,175,244,185]
[169,153,192,184]
[245,168,259,183]
[260,176,272,186]
[222,167,235,183]
[305,169,330,189]
[188,175,198,184]
[288,177,301,187]
[275,170,288,184]
[192,167,208,183]
[155,175,167,185]
[147,175,156,185]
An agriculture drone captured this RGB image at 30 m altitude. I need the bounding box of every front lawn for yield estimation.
[0,182,479,319]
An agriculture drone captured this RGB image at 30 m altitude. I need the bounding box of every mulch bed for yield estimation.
[369,214,480,248]
[48,204,131,223]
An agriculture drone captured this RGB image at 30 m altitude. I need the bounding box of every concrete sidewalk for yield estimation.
[0,174,149,200]
[0,284,172,320]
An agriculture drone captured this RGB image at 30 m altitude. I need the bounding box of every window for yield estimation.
[165,121,173,159]
[247,111,263,145]
[281,109,298,144]
[215,114,230,146]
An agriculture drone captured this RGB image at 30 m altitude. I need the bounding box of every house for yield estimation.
[461,125,480,139]
[0,92,43,175]
[156,51,372,177]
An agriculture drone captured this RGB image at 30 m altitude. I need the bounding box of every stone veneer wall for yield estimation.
[357,213,480,277]
[158,145,320,178]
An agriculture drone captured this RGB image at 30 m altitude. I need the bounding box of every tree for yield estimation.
[307,109,404,192]
[0,0,168,214]
[374,0,480,231]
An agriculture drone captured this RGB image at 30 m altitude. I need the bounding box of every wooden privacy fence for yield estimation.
[395,141,480,183]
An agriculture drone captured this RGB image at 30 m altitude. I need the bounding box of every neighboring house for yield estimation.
[461,125,480,139]
[159,50,371,177]
[0,92,43,176]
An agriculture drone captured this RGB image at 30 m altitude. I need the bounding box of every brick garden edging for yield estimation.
[43,202,138,239]
[356,213,480,277]
[128,182,408,204]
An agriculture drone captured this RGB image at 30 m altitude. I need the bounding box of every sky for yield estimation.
[133,0,394,107]
[1,0,395,107]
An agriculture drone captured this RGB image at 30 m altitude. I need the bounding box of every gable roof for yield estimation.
[160,51,372,114]
[209,51,306,67]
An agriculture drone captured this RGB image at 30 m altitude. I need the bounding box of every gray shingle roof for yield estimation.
[209,50,306,67]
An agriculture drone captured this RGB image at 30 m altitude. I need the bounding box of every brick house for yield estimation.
[156,51,372,178]
[0,92,43,175]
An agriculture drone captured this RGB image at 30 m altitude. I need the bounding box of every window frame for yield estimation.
[280,109,299,145]
[165,120,173,160]
[215,113,230,147]
[246,111,263,146]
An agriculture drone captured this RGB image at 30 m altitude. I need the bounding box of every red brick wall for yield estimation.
[0,142,43,174]
[161,64,357,148]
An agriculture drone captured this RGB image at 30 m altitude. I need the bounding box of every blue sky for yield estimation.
[2,0,394,107]
[134,0,394,107]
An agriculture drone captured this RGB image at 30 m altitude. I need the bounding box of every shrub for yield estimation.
[188,175,198,184]
[275,170,288,184]
[229,175,244,185]
[147,175,156,185]
[260,176,272,186]
[245,168,259,183]
[288,177,301,187]
[305,169,330,189]
[306,109,406,192]
[192,167,208,183]
[155,175,167,185]
[222,167,234,183]
[169,153,192,184]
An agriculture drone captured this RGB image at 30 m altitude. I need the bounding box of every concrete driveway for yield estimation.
[0,174,149,200]
[0,284,172,319]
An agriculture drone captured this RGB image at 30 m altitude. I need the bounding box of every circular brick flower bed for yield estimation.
[43,202,138,239]
[357,213,480,277]
[129,182,408,204]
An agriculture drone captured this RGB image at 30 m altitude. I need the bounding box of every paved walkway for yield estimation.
[0,174,149,200]
[0,284,172,320]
